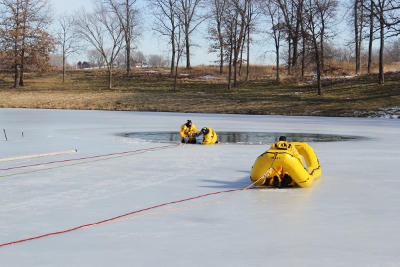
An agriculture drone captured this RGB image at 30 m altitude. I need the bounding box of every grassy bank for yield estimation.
[1,65,399,117]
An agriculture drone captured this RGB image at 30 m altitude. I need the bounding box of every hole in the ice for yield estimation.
[118,132,365,145]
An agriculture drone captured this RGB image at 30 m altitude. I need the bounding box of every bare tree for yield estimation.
[0,0,54,87]
[176,0,208,69]
[367,0,374,73]
[56,14,83,83]
[132,50,146,65]
[148,54,167,67]
[351,0,367,74]
[275,0,303,74]
[384,38,400,62]
[354,0,360,73]
[102,0,141,77]
[173,21,185,90]
[74,4,125,89]
[230,0,247,87]
[114,52,126,67]
[87,49,105,68]
[303,0,338,95]
[148,0,179,75]
[207,0,227,74]
[364,0,400,84]
[373,0,386,84]
[243,0,259,81]
[221,2,245,89]
[259,0,284,82]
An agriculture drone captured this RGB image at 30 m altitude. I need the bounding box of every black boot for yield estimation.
[281,174,293,188]
[273,176,282,189]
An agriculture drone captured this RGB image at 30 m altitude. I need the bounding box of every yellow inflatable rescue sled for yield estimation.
[250,142,322,188]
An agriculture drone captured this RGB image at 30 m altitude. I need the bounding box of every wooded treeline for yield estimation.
[1,0,400,93]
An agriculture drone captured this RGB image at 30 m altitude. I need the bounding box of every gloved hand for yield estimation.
[196,140,202,145]
[193,133,200,138]
[183,137,188,143]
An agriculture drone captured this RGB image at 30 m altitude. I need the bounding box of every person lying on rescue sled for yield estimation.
[194,127,218,145]
[265,136,303,188]
[180,120,198,144]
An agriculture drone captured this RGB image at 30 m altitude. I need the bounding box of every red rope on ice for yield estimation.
[0,188,248,248]
[0,144,179,171]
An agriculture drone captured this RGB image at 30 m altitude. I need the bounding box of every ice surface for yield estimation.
[0,108,399,267]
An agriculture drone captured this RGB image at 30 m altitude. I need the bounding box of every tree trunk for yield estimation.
[126,1,131,77]
[62,54,66,83]
[354,0,360,74]
[185,27,191,69]
[19,67,24,86]
[312,32,322,95]
[19,55,24,87]
[292,11,301,67]
[367,0,373,74]
[126,43,131,77]
[228,38,233,90]
[108,66,113,89]
[246,23,250,82]
[276,45,280,82]
[13,65,18,88]
[219,45,224,75]
[378,18,384,85]
[170,33,176,76]
[287,40,292,75]
[174,61,179,91]
[317,67,322,95]
[315,44,322,95]
[301,18,305,78]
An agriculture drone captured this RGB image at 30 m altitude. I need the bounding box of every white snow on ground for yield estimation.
[1,108,400,267]
[354,106,400,119]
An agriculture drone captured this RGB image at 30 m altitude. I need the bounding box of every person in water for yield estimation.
[265,136,302,188]
[194,127,218,145]
[180,120,198,144]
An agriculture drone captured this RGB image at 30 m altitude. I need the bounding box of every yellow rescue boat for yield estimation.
[250,142,322,188]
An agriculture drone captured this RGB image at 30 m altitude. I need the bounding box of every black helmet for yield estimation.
[201,127,209,134]
[279,136,287,141]
[185,120,192,127]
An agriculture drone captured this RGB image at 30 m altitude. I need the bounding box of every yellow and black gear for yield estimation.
[198,127,218,145]
[180,120,198,143]
[263,137,303,187]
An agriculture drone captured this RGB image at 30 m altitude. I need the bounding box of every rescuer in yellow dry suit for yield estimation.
[180,120,198,144]
[264,136,303,188]
[194,127,218,145]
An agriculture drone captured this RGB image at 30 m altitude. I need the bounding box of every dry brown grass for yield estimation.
[0,64,399,117]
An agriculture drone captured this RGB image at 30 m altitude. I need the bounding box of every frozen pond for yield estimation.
[0,108,399,267]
